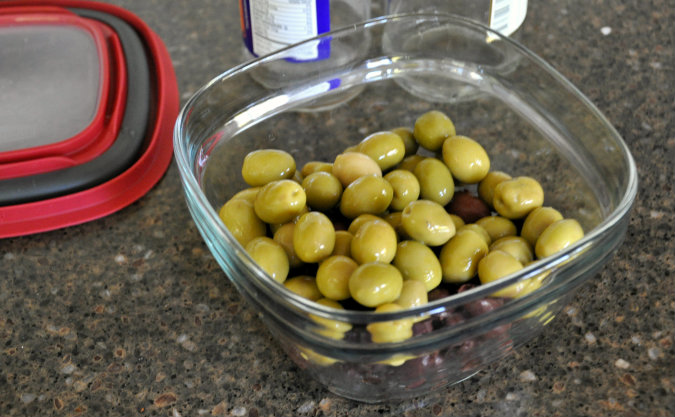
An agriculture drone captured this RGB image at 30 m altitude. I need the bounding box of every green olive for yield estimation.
[493,176,544,219]
[384,169,421,211]
[395,279,428,309]
[316,255,358,301]
[357,131,406,171]
[521,206,564,247]
[401,199,456,246]
[284,275,322,300]
[441,135,490,184]
[242,149,296,187]
[391,126,418,156]
[383,211,409,240]
[301,161,333,177]
[366,303,414,343]
[254,179,306,224]
[245,237,290,283]
[490,236,533,265]
[393,240,442,291]
[310,298,352,340]
[218,198,266,247]
[534,219,584,259]
[272,223,303,268]
[293,212,336,263]
[449,213,465,230]
[347,214,382,235]
[230,187,261,204]
[350,219,398,264]
[476,215,517,242]
[396,155,426,172]
[457,223,492,246]
[477,250,524,298]
[349,262,403,308]
[478,171,511,208]
[340,175,393,219]
[439,229,489,283]
[413,110,456,151]
[413,157,455,206]
[302,171,343,211]
[332,152,382,187]
[332,230,353,257]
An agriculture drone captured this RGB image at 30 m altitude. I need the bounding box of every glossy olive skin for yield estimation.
[440,229,490,283]
[478,171,512,208]
[331,230,353,257]
[219,198,266,247]
[413,110,456,151]
[457,223,492,246]
[391,126,418,157]
[521,206,564,247]
[347,213,382,235]
[349,262,403,308]
[535,219,584,259]
[310,298,352,340]
[340,175,393,219]
[384,169,421,211]
[396,280,428,309]
[242,149,296,186]
[293,212,336,263]
[393,240,442,291]
[397,154,426,172]
[477,249,524,298]
[254,179,307,224]
[490,236,533,265]
[413,157,455,206]
[272,222,303,268]
[357,131,406,171]
[366,303,414,343]
[230,187,261,204]
[245,236,290,284]
[284,275,322,301]
[401,199,456,246]
[493,176,544,219]
[316,255,358,301]
[301,161,333,177]
[441,135,490,184]
[350,219,398,264]
[476,215,517,242]
[332,152,382,187]
[302,171,343,211]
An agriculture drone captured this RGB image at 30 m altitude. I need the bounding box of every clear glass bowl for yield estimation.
[174,13,637,403]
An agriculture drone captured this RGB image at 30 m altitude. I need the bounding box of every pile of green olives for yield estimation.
[219,109,585,347]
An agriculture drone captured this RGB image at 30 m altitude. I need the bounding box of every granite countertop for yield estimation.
[1,1,673,416]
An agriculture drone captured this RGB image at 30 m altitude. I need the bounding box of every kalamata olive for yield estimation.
[350,219,398,264]
[242,149,296,186]
[393,240,442,291]
[478,171,512,208]
[218,198,266,247]
[340,175,393,219]
[384,169,421,211]
[493,176,544,219]
[413,157,455,206]
[357,131,406,171]
[332,152,382,187]
[293,211,336,263]
[439,229,489,284]
[316,255,358,301]
[254,179,306,224]
[245,236,290,283]
[534,218,584,259]
[413,110,456,151]
[284,275,322,300]
[521,206,564,247]
[302,171,343,211]
[349,262,403,307]
[441,135,490,184]
[446,190,491,223]
[401,199,456,246]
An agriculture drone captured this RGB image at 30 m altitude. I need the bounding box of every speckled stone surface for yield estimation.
[1,0,673,416]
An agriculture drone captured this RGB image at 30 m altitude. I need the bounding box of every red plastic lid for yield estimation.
[0,0,179,238]
[0,11,127,178]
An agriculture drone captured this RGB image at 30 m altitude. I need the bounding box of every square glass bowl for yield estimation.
[174,13,637,402]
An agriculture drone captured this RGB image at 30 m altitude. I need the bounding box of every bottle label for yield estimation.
[240,0,331,61]
[489,0,528,36]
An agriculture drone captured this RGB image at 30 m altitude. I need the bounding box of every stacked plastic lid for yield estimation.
[0,1,179,238]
